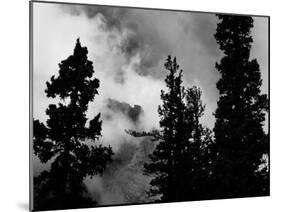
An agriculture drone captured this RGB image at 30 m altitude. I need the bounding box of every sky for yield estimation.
[32,2,269,205]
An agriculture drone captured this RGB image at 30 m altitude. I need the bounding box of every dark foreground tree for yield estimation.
[146,56,188,202]
[33,39,113,210]
[212,15,269,198]
[180,87,214,200]
[128,56,213,202]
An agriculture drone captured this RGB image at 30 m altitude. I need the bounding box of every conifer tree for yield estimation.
[33,39,113,210]
[144,56,188,201]
[128,56,213,202]
[181,87,214,200]
[212,15,269,198]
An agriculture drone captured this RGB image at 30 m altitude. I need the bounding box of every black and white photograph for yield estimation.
[30,1,269,211]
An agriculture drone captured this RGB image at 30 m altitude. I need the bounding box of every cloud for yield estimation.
[84,138,156,205]
[251,17,269,95]
[60,4,128,31]
[59,4,226,129]
[104,98,144,125]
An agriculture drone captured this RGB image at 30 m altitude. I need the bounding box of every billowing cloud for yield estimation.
[104,98,144,125]
[84,138,156,205]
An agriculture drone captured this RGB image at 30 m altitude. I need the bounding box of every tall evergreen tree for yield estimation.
[33,39,113,210]
[144,56,188,202]
[128,56,213,202]
[181,87,214,200]
[212,15,269,198]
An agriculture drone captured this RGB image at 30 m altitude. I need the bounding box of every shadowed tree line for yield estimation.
[127,14,268,202]
[33,14,269,210]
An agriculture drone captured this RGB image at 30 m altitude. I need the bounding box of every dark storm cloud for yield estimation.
[104,98,144,124]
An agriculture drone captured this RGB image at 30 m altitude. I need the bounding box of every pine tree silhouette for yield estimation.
[144,56,188,201]
[180,87,214,200]
[33,39,113,210]
[212,15,269,198]
[128,56,213,202]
